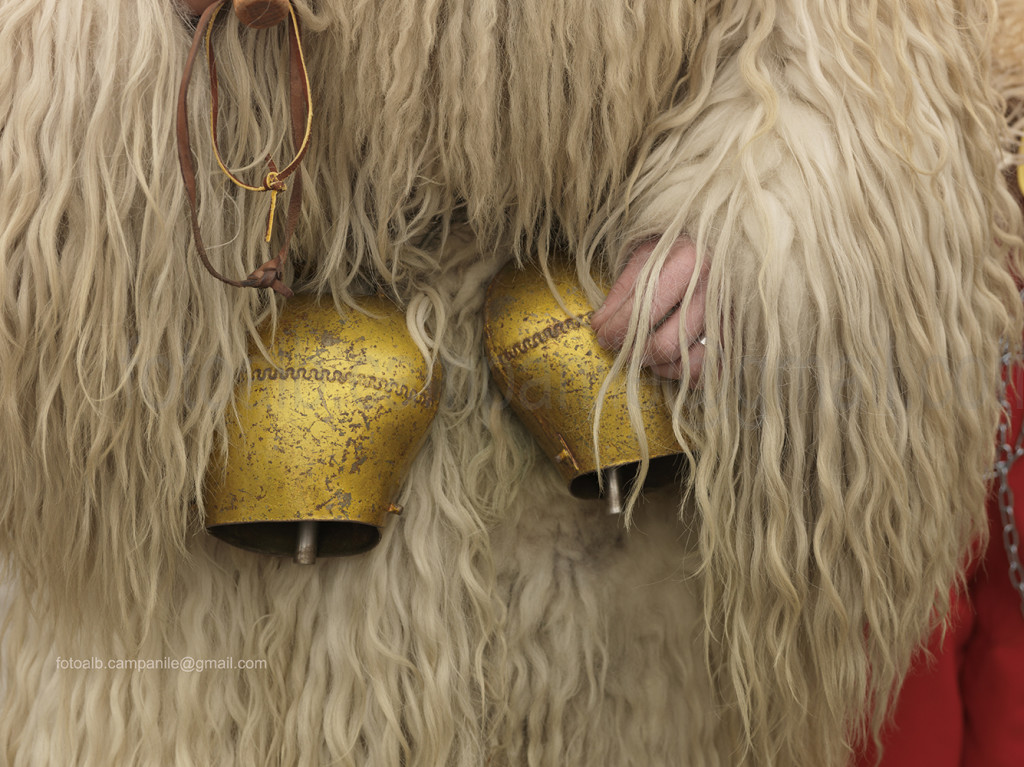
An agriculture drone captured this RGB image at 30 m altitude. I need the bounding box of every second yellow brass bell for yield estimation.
[484,260,685,511]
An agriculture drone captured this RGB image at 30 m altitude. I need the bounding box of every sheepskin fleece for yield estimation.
[1,1,1023,765]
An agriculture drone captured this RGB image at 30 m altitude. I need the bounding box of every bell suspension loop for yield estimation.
[176,0,313,298]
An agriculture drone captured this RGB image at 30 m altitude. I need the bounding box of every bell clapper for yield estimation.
[606,466,623,516]
[294,520,319,565]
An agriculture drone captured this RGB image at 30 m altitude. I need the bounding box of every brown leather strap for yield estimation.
[177,1,311,298]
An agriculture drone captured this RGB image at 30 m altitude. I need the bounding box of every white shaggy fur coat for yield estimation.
[2,1,1023,765]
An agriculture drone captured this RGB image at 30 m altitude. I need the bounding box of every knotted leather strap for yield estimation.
[177,1,312,298]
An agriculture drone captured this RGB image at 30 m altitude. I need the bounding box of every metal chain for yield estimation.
[994,339,1024,619]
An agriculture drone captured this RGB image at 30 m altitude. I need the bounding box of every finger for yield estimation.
[649,341,706,385]
[594,238,699,349]
[644,282,707,364]
[590,239,657,327]
[645,238,701,324]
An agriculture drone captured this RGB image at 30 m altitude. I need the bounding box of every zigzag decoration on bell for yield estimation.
[205,295,442,563]
[484,260,685,514]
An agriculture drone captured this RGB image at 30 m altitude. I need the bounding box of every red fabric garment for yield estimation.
[856,365,1024,767]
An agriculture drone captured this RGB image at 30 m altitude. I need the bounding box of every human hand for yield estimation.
[589,237,709,383]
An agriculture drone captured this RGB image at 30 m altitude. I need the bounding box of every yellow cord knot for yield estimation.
[263,169,286,242]
[263,170,286,192]
[202,1,312,249]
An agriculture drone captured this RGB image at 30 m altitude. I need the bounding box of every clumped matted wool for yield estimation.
[1,0,1022,765]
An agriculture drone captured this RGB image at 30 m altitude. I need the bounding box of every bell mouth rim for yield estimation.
[206,520,382,558]
[568,453,687,500]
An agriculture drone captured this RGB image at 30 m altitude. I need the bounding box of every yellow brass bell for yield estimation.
[484,261,684,513]
[205,294,442,562]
